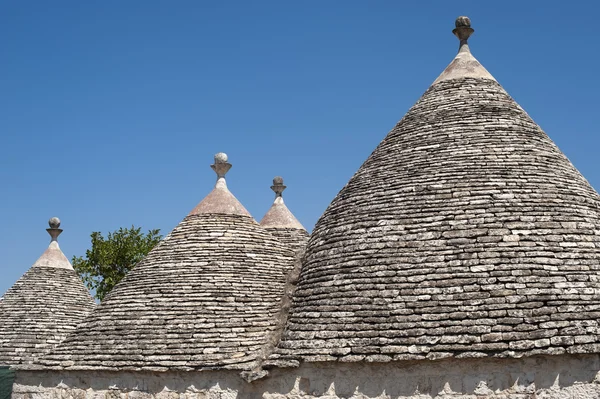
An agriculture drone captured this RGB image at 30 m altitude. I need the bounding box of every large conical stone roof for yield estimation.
[0,218,95,366]
[271,17,600,365]
[34,154,296,372]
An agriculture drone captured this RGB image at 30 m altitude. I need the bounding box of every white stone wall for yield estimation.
[12,354,600,398]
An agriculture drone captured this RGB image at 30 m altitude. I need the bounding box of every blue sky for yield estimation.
[1,1,599,294]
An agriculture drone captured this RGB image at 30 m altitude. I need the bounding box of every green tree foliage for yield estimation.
[72,226,162,301]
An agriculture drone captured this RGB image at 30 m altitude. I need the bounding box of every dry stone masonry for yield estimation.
[27,154,297,373]
[9,16,600,399]
[270,17,600,367]
[0,218,95,367]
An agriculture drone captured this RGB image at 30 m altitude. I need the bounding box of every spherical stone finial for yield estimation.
[48,217,61,229]
[455,16,471,28]
[211,152,232,180]
[214,152,228,164]
[47,216,63,241]
[452,15,474,43]
[273,176,284,185]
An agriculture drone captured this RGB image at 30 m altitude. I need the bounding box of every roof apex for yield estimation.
[32,217,72,270]
[188,153,252,217]
[260,177,305,230]
[31,241,73,270]
[433,16,496,85]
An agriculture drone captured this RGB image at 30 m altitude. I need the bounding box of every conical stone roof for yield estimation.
[260,176,309,256]
[271,17,600,365]
[0,218,95,366]
[35,154,297,372]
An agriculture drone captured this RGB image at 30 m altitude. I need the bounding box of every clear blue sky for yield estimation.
[1,1,599,294]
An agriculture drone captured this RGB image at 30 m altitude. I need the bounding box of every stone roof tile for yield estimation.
[0,218,95,366]
[271,17,600,365]
[33,155,296,372]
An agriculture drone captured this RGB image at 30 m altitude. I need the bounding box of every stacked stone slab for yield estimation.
[0,218,95,366]
[12,17,600,399]
[260,176,309,257]
[270,17,600,366]
[33,154,297,372]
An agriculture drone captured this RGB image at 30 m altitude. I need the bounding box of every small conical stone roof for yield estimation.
[0,218,95,366]
[34,154,296,372]
[260,177,309,256]
[271,17,600,365]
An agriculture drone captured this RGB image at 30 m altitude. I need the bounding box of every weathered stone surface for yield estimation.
[30,213,296,372]
[0,250,95,366]
[12,354,600,398]
[265,228,309,260]
[12,16,600,399]
[272,32,600,362]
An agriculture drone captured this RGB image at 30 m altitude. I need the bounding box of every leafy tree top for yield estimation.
[72,226,162,301]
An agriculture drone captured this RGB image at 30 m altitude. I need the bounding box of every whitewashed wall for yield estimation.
[12,354,600,398]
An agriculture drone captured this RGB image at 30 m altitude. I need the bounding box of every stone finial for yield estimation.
[188,152,252,216]
[455,16,471,28]
[260,176,306,230]
[47,217,63,242]
[432,15,495,84]
[211,152,232,180]
[452,16,474,44]
[271,176,286,198]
